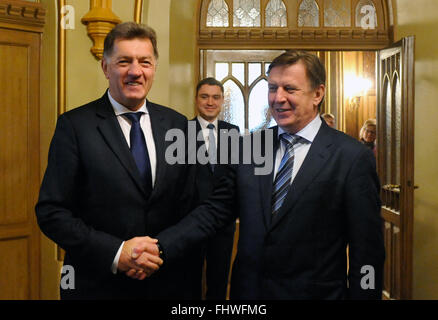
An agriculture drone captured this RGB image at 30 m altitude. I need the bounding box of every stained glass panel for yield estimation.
[207,0,229,27]
[324,0,351,27]
[232,63,245,85]
[215,62,229,81]
[233,0,261,27]
[355,0,377,29]
[384,79,392,185]
[394,76,401,185]
[298,0,319,27]
[265,0,287,27]
[221,80,245,132]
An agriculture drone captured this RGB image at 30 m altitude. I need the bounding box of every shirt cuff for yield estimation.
[111,241,124,274]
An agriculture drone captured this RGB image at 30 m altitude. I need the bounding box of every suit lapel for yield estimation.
[95,94,147,195]
[269,123,335,231]
[259,126,279,229]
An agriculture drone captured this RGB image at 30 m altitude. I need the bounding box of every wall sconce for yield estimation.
[344,75,372,109]
[81,0,121,60]
[349,95,361,109]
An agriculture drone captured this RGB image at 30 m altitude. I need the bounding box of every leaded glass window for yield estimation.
[215,62,229,81]
[206,50,285,132]
[222,80,245,132]
[298,0,319,27]
[355,0,377,29]
[233,0,261,27]
[248,63,261,85]
[324,0,351,27]
[265,0,287,27]
[207,0,229,27]
[232,63,245,84]
[394,76,401,185]
[249,80,276,131]
[384,78,391,184]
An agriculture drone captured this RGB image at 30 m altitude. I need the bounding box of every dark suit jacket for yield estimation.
[192,118,239,298]
[35,92,197,299]
[193,118,240,204]
[157,119,385,300]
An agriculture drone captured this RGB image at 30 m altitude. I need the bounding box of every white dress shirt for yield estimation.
[197,115,218,150]
[107,91,157,274]
[273,115,322,183]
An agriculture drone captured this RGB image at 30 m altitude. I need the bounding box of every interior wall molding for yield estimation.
[0,0,46,33]
[57,0,66,117]
[199,28,390,50]
[81,0,121,60]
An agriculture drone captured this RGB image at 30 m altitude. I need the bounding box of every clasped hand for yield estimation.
[117,236,163,280]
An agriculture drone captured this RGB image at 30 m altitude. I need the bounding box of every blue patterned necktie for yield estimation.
[124,112,152,192]
[272,133,301,217]
[207,123,216,171]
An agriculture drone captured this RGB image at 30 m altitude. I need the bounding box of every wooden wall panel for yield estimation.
[0,238,29,299]
[0,44,29,226]
[0,27,41,300]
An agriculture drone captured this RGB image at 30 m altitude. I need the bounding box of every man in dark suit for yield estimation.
[35,22,197,299]
[192,78,239,299]
[137,50,385,299]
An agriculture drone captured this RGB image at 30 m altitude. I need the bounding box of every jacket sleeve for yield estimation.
[35,114,122,274]
[345,147,385,299]
[157,162,238,265]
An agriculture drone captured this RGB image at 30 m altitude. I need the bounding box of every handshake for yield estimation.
[117,236,163,280]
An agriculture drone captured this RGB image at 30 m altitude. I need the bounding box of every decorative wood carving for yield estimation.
[81,0,121,60]
[0,0,46,33]
[199,28,389,49]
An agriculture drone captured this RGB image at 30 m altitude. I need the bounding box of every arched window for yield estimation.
[383,76,391,184]
[233,0,261,27]
[206,50,283,132]
[222,80,245,131]
[298,0,319,27]
[393,74,401,184]
[249,79,276,131]
[355,0,378,29]
[206,0,229,27]
[265,0,287,27]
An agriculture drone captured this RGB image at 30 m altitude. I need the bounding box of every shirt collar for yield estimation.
[107,90,148,115]
[197,115,218,130]
[277,114,322,143]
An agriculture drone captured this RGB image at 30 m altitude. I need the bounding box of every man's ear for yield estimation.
[314,84,325,107]
[101,58,109,80]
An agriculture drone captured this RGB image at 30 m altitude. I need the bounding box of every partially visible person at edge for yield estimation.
[321,113,335,128]
[360,118,377,157]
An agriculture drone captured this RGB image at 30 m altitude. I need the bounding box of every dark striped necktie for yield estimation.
[272,133,301,217]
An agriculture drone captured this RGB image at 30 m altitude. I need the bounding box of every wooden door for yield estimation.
[377,37,415,300]
[0,28,41,299]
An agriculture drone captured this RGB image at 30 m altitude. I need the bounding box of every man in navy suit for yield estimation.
[191,78,239,299]
[137,50,385,299]
[35,22,198,299]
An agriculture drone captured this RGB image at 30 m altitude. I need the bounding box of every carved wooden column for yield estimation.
[81,0,121,60]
